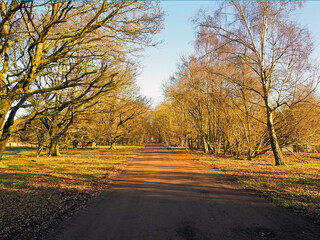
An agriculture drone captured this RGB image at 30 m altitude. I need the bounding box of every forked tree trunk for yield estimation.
[48,137,60,156]
[202,134,215,154]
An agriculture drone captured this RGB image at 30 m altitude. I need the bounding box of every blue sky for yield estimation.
[136,1,320,107]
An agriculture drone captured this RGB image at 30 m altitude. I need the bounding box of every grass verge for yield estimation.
[172,147,320,224]
[0,146,142,240]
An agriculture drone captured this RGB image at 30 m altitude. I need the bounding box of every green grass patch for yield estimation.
[287,178,318,186]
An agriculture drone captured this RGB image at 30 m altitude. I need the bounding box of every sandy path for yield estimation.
[44,143,320,240]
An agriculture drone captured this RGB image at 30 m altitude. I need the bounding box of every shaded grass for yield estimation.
[173,147,320,224]
[0,146,142,240]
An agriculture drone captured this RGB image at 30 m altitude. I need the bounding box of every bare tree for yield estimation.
[195,1,316,165]
[70,84,151,149]
[0,0,164,160]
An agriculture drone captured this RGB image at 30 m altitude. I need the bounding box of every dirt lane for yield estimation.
[44,143,320,240]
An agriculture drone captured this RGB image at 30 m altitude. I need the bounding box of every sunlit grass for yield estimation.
[176,148,320,223]
[0,146,142,239]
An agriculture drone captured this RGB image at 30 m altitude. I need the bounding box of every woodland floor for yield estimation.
[0,146,142,240]
[172,147,320,225]
[42,143,320,240]
[1,144,320,240]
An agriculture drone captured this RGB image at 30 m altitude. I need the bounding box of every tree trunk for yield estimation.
[185,136,189,151]
[48,137,60,156]
[72,140,78,149]
[36,143,43,158]
[201,133,215,154]
[0,139,8,166]
[0,121,12,161]
[110,141,116,149]
[267,110,285,166]
[203,136,209,153]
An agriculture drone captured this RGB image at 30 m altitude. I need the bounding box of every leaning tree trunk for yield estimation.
[36,143,43,158]
[48,137,60,156]
[266,109,285,166]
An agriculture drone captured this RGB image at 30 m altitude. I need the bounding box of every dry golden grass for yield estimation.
[174,148,320,223]
[0,146,142,240]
